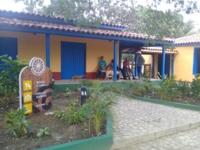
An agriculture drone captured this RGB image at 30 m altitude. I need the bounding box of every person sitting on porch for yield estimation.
[96,56,107,79]
[106,59,126,80]
[136,51,145,80]
[123,58,137,80]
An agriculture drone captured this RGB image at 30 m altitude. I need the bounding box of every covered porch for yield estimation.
[0,10,174,81]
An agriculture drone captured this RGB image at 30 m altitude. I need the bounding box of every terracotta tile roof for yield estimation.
[140,47,178,54]
[0,17,173,42]
[0,10,126,28]
[174,34,200,44]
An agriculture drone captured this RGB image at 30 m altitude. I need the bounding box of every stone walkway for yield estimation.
[119,127,200,150]
[110,97,200,150]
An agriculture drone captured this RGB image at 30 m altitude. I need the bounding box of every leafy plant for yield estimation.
[37,127,50,138]
[191,74,200,99]
[65,88,72,97]
[176,80,191,97]
[5,108,31,137]
[157,75,179,101]
[54,99,85,125]
[0,55,28,106]
[85,82,118,135]
[54,110,65,119]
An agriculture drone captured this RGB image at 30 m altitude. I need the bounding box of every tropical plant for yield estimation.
[86,82,117,135]
[5,108,31,137]
[37,127,50,138]
[0,55,28,106]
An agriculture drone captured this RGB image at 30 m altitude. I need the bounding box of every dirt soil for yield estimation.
[172,97,200,106]
[0,92,106,150]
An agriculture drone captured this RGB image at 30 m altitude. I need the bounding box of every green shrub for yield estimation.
[0,55,28,106]
[157,75,179,101]
[191,74,200,99]
[176,80,191,97]
[5,108,31,137]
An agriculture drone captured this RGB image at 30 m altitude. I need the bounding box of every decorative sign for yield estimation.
[19,57,53,114]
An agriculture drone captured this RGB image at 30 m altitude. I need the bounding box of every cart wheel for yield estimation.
[30,57,45,76]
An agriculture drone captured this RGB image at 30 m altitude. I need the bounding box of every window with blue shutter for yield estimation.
[0,37,18,71]
[193,48,200,75]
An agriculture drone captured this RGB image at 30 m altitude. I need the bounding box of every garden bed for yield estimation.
[0,91,108,150]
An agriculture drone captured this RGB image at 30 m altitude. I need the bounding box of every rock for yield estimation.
[44,111,54,116]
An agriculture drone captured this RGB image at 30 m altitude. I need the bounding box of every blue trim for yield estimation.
[135,54,138,77]
[113,41,118,81]
[172,54,174,75]
[162,47,166,80]
[0,10,125,31]
[193,48,198,75]
[152,54,154,78]
[0,26,173,46]
[175,43,200,47]
[46,34,50,67]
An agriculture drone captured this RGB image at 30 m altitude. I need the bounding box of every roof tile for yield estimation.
[174,34,200,44]
[0,17,173,42]
[141,47,178,54]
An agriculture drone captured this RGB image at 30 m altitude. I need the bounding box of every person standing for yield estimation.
[123,58,131,80]
[123,58,137,80]
[96,56,107,79]
[136,51,145,80]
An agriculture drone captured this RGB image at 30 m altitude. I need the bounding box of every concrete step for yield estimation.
[110,121,200,150]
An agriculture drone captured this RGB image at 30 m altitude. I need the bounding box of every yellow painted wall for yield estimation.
[143,55,152,64]
[0,31,46,62]
[0,31,114,72]
[174,46,194,82]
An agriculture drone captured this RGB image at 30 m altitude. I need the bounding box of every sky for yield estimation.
[0,0,199,30]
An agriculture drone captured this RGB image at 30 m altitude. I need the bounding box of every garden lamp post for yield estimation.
[81,86,87,106]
